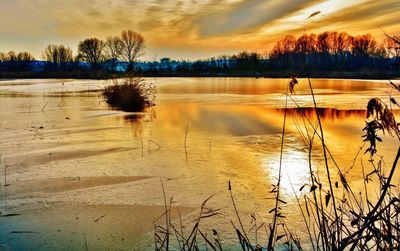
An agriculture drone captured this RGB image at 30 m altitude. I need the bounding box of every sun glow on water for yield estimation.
[263,146,310,198]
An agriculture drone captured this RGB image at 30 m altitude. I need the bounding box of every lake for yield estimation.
[0,77,398,250]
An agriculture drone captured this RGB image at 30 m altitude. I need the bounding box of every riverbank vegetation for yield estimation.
[102,78,155,112]
[0,31,399,79]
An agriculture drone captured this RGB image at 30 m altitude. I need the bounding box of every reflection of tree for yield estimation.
[122,108,157,137]
[124,113,144,123]
[277,107,367,120]
[122,108,159,156]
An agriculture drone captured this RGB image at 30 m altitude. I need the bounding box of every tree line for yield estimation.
[0,51,36,72]
[0,30,144,73]
[0,30,398,77]
[268,32,399,71]
[141,32,399,77]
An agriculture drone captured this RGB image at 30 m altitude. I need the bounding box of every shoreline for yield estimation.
[0,70,399,80]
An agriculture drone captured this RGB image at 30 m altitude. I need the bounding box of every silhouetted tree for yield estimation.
[0,51,34,71]
[0,52,8,62]
[270,35,296,68]
[120,30,145,72]
[328,32,350,55]
[16,52,35,61]
[105,36,123,71]
[352,34,377,56]
[7,51,17,62]
[43,44,73,70]
[316,32,331,54]
[295,34,317,54]
[232,52,262,71]
[43,45,59,63]
[77,38,105,69]
[58,45,73,62]
[330,32,352,68]
[267,31,396,72]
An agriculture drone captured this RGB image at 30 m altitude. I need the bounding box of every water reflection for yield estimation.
[124,113,145,122]
[156,78,385,95]
[151,102,370,138]
[279,107,366,120]
[123,108,157,123]
[0,78,399,250]
[262,144,310,195]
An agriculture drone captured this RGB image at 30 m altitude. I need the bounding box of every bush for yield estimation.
[103,78,155,112]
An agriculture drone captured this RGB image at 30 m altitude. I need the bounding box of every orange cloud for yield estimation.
[0,0,398,60]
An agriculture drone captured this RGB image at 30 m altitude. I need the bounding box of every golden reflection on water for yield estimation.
[156,77,382,94]
[263,146,310,195]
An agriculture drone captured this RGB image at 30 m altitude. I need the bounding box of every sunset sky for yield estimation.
[0,0,399,60]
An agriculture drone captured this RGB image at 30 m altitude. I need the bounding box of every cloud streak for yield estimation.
[192,0,322,36]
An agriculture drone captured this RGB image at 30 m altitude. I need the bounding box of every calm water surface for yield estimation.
[0,78,398,250]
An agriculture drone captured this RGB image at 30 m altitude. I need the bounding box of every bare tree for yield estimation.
[316,32,331,54]
[281,35,296,53]
[105,36,123,71]
[43,45,58,63]
[58,45,73,63]
[295,34,317,54]
[335,32,353,53]
[43,44,73,63]
[0,51,34,71]
[120,30,145,72]
[0,52,9,62]
[352,34,377,56]
[383,36,400,58]
[17,52,35,61]
[7,51,17,62]
[270,35,296,58]
[77,38,105,69]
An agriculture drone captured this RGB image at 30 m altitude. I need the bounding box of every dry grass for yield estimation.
[102,77,155,112]
[154,78,400,250]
